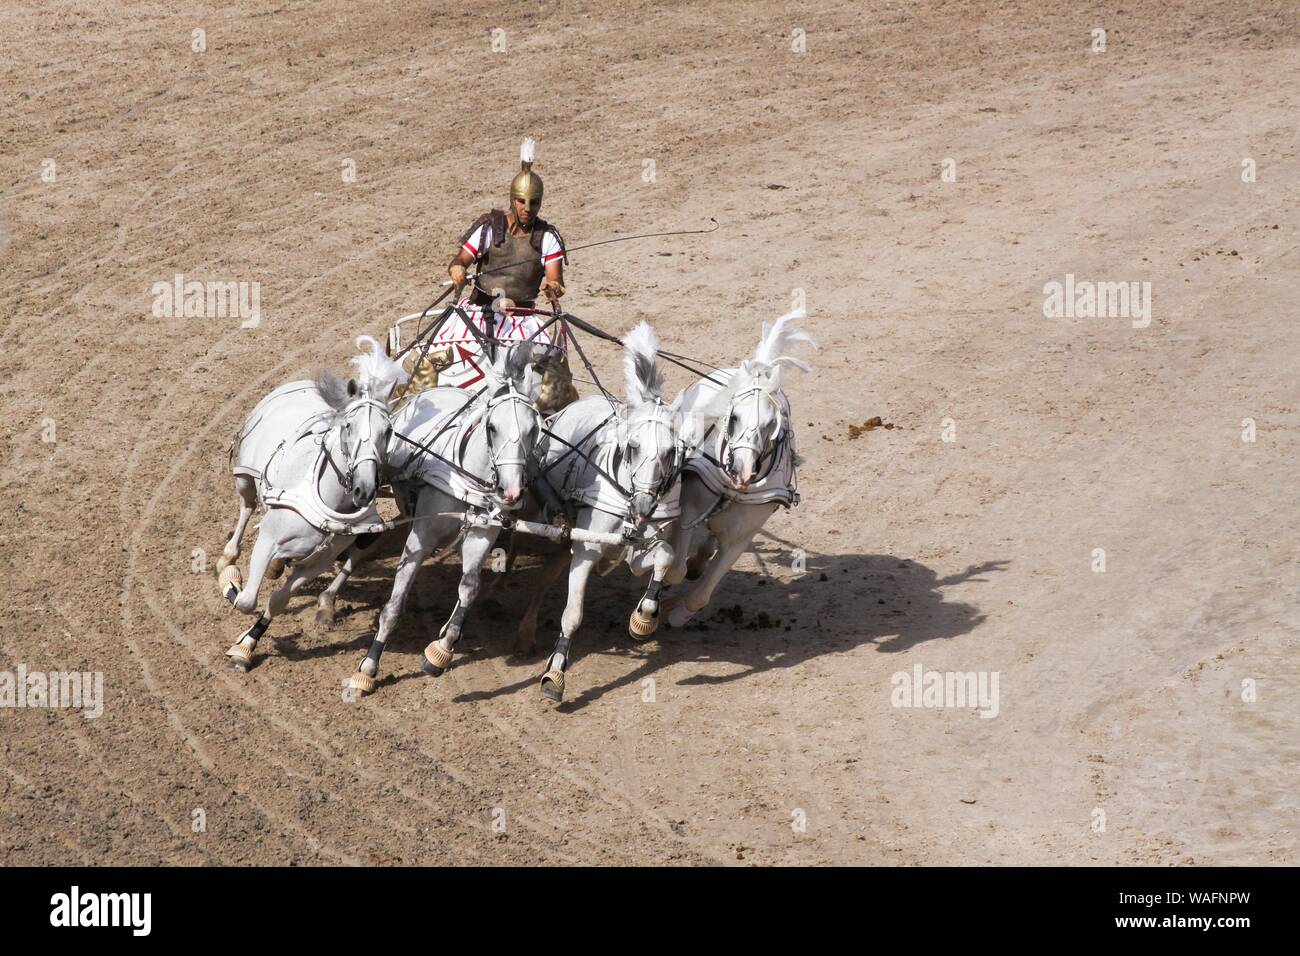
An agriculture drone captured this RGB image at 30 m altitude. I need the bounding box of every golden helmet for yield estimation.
[510,137,543,214]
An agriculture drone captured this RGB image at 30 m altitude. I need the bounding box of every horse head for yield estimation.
[335,335,408,507]
[474,343,544,509]
[715,309,815,490]
[619,322,685,523]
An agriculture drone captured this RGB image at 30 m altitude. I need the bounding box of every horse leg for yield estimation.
[316,531,385,626]
[665,519,693,588]
[476,530,514,600]
[420,522,498,676]
[628,538,675,640]
[514,548,568,656]
[666,503,777,628]
[226,511,319,671]
[539,507,623,701]
[666,476,714,588]
[225,529,277,672]
[685,537,717,581]
[216,475,256,599]
[266,536,352,616]
[348,490,460,697]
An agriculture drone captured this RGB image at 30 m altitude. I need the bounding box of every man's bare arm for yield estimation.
[448,247,474,290]
[540,259,565,303]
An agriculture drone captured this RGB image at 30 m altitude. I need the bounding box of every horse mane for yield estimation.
[503,342,533,385]
[622,321,665,405]
[312,369,353,412]
[310,335,409,412]
[478,342,529,396]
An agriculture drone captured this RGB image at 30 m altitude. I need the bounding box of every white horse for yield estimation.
[340,343,545,697]
[506,322,688,702]
[217,335,408,672]
[662,309,814,626]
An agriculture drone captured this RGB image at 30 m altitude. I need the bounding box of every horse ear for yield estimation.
[347,378,359,397]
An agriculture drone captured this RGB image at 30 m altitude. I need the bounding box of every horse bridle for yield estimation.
[325,395,390,495]
[475,384,539,493]
[616,399,685,519]
[717,383,785,483]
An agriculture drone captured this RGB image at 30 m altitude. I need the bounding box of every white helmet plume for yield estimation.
[520,137,536,167]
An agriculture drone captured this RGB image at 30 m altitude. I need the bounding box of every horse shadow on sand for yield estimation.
[283,530,1008,711]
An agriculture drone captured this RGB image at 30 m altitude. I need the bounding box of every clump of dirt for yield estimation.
[712,604,745,625]
[709,605,781,630]
[847,416,898,439]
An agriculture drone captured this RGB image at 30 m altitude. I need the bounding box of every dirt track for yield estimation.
[2,1,1297,865]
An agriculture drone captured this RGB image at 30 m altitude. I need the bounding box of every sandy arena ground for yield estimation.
[1,1,1297,865]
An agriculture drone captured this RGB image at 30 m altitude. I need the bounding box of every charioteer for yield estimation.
[433,137,577,412]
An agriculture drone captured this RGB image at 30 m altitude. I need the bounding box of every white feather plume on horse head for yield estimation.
[350,335,409,399]
[622,321,666,406]
[752,308,816,374]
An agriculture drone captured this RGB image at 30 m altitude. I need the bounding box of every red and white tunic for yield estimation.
[430,220,567,389]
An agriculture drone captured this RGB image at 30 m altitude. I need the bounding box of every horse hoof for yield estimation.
[629,607,659,640]
[665,600,694,629]
[540,669,565,702]
[344,671,377,697]
[225,642,254,671]
[421,643,452,678]
[218,564,242,599]
[315,606,335,627]
[511,640,535,659]
[267,558,286,581]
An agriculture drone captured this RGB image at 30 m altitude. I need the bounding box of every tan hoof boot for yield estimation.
[540,668,565,702]
[346,670,377,693]
[218,564,242,602]
[421,642,453,678]
[344,670,377,697]
[225,641,254,672]
[629,607,659,640]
